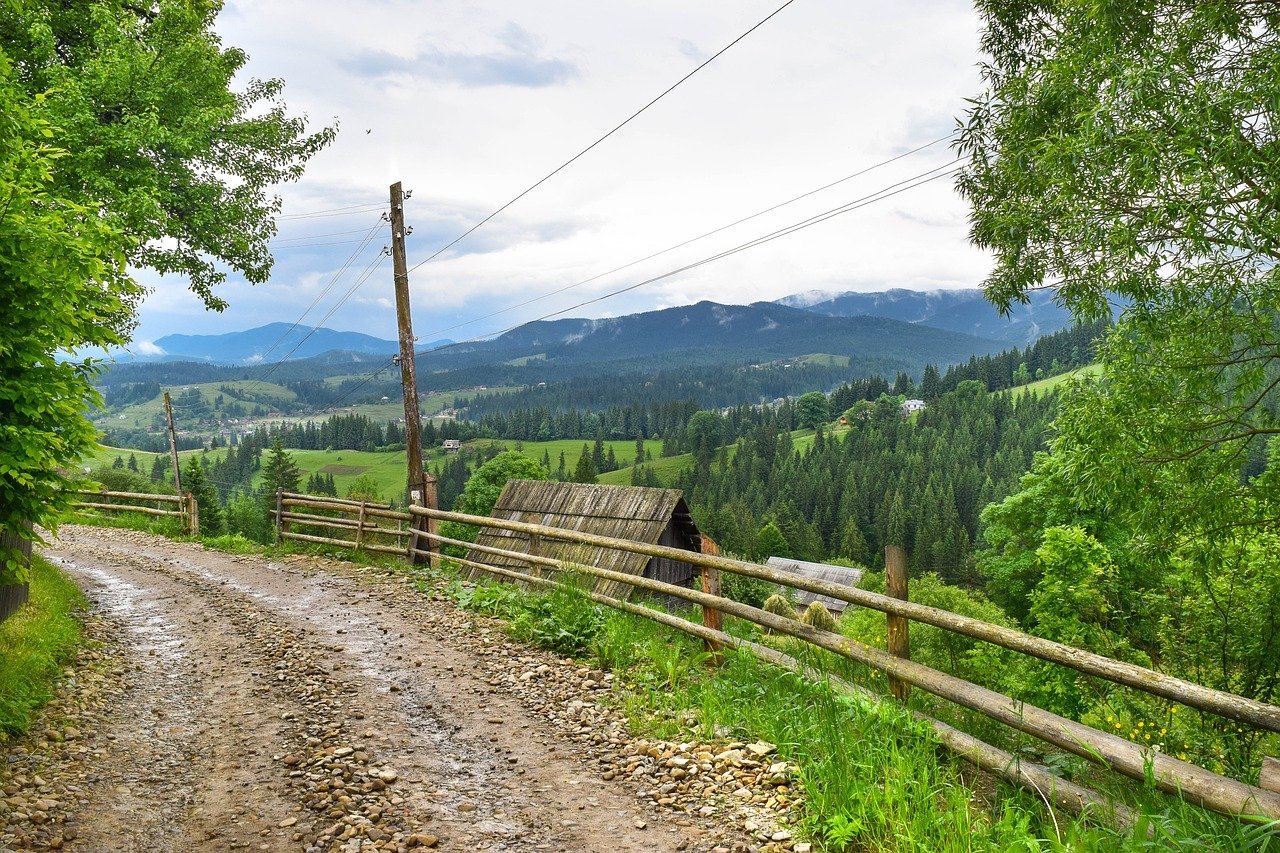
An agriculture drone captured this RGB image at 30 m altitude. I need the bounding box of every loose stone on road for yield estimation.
[2,526,795,852]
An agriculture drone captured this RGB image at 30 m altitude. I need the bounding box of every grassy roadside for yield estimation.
[0,555,88,740]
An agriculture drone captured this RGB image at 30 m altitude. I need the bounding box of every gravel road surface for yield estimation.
[0,526,797,853]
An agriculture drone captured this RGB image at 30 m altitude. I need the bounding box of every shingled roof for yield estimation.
[464,480,701,602]
[765,557,864,614]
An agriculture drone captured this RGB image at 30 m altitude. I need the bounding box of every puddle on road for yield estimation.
[170,556,405,686]
[50,557,187,666]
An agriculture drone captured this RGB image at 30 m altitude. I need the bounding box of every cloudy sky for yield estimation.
[130,0,992,350]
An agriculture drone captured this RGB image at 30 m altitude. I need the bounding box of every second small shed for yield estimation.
[765,557,864,615]
[464,480,703,602]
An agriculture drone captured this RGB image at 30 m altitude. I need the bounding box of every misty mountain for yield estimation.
[415,300,1006,373]
[777,288,1074,345]
[140,324,450,365]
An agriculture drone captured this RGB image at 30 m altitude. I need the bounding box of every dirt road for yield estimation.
[1,525,774,853]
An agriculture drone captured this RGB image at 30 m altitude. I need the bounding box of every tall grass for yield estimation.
[0,556,88,739]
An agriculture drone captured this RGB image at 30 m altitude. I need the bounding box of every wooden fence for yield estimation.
[72,489,198,535]
[272,491,1280,827]
[275,493,413,557]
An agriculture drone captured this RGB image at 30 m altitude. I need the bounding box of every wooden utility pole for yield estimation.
[389,181,435,565]
[163,391,182,494]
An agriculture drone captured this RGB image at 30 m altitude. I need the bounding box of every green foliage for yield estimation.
[754,521,790,559]
[507,578,603,657]
[260,438,302,497]
[2,0,334,308]
[1,1,327,578]
[571,444,598,484]
[0,555,87,739]
[0,57,138,581]
[224,489,272,544]
[796,391,830,430]
[183,456,222,536]
[440,451,548,554]
[720,569,778,610]
[344,474,383,503]
[843,571,1021,693]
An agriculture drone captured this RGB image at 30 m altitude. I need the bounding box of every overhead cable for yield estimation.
[403,0,800,276]
[418,134,955,340]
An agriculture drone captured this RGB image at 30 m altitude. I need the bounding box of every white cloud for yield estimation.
[132,340,167,356]
[130,0,991,343]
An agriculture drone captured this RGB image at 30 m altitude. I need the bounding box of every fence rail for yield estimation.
[272,491,1280,826]
[276,494,412,559]
[71,489,198,535]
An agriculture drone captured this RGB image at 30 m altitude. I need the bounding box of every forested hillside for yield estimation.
[674,381,1059,579]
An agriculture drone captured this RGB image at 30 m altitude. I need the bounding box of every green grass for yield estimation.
[795,353,852,367]
[93,379,298,432]
[1014,363,1101,398]
[0,556,88,739]
[472,438,663,471]
[505,353,546,366]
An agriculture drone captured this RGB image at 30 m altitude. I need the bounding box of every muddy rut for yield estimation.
[1,525,771,853]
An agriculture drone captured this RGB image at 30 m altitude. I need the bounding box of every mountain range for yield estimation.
[776,288,1072,345]
[414,300,1006,374]
[119,288,1071,369]
[120,324,451,365]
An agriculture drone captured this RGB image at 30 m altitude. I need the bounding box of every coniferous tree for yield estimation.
[572,445,598,484]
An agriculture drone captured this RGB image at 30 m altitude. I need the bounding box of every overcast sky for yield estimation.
[129,0,992,350]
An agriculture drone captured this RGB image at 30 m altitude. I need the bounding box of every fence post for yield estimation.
[275,489,285,545]
[1263,757,1280,794]
[528,533,541,579]
[185,491,199,538]
[885,544,910,701]
[355,501,368,552]
[700,563,723,659]
[424,473,440,570]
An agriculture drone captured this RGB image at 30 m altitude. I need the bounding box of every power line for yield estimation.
[271,226,388,243]
[403,0,800,276]
[412,158,962,358]
[275,202,385,221]
[416,134,955,341]
[242,218,386,387]
[322,160,962,413]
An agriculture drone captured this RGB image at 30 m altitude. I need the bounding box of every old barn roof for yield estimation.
[765,557,864,614]
[465,480,700,601]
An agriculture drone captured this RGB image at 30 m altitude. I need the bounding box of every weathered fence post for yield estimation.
[424,474,440,570]
[185,491,199,538]
[697,536,723,658]
[885,544,911,701]
[700,563,723,659]
[0,524,33,624]
[275,489,285,545]
[1263,757,1280,794]
[528,533,541,579]
[355,501,368,552]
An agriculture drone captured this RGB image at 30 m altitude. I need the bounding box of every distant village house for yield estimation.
[442,439,462,452]
[901,399,926,416]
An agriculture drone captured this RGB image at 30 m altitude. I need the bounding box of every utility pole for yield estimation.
[390,181,435,565]
[163,391,182,494]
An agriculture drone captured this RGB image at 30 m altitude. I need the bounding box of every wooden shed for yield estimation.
[464,480,702,602]
[765,557,864,615]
